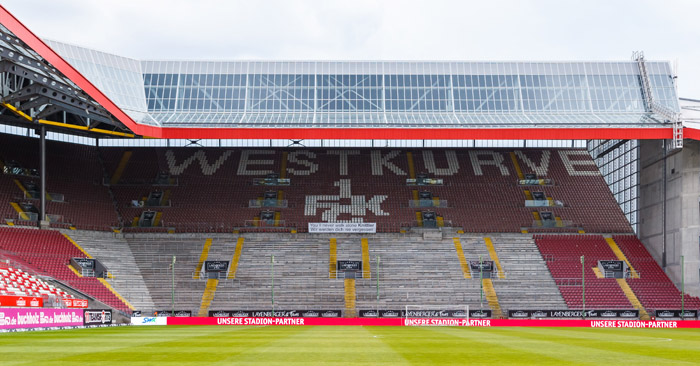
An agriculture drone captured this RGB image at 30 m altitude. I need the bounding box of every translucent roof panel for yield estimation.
[45,42,679,130]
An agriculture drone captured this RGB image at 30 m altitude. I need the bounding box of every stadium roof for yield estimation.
[0,5,692,141]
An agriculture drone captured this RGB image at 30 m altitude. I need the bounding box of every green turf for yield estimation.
[2,326,699,365]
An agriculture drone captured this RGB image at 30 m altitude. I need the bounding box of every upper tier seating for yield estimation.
[535,235,633,309]
[0,134,119,230]
[613,235,700,311]
[0,227,130,312]
[101,147,631,234]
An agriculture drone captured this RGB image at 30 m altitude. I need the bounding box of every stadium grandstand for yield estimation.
[0,3,699,325]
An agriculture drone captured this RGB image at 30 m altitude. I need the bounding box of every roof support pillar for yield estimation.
[39,125,47,229]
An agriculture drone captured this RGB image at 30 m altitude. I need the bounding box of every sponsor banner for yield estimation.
[63,298,88,309]
[0,295,43,308]
[509,310,531,318]
[359,310,474,318]
[308,222,376,233]
[0,308,83,329]
[531,310,639,318]
[208,310,342,318]
[599,260,624,271]
[166,317,700,328]
[131,317,167,326]
[469,309,492,318]
[156,310,193,317]
[84,309,112,325]
[655,310,698,318]
[337,261,362,271]
[469,261,494,272]
[204,261,229,272]
[72,258,95,269]
[520,309,639,319]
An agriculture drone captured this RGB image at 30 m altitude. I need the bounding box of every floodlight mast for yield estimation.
[171,255,176,314]
[581,255,585,320]
[271,255,275,316]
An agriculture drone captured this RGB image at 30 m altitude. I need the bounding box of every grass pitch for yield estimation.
[2,325,699,365]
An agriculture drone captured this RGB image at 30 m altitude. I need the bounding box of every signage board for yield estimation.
[308,222,376,233]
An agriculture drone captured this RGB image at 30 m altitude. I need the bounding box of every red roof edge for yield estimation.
[0,5,157,137]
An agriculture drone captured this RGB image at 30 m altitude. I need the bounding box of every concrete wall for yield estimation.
[639,139,700,297]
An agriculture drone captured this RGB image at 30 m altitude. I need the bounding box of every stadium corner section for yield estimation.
[131,317,700,328]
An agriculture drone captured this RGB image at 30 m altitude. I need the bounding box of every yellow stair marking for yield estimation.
[252,216,260,227]
[578,229,586,234]
[547,197,554,206]
[63,233,92,258]
[452,237,472,279]
[592,267,604,278]
[152,212,163,227]
[98,277,135,311]
[412,190,419,201]
[344,278,356,318]
[6,220,14,226]
[482,278,502,318]
[290,229,297,234]
[273,211,281,227]
[10,202,29,221]
[483,237,505,279]
[167,228,175,234]
[457,230,464,234]
[509,152,525,180]
[13,179,28,197]
[521,229,529,234]
[436,216,444,228]
[617,278,650,320]
[277,190,284,207]
[415,211,423,227]
[361,238,370,279]
[197,278,219,317]
[432,196,440,207]
[329,238,337,279]
[523,189,533,200]
[555,216,563,228]
[131,217,139,227]
[280,152,288,179]
[110,151,132,185]
[67,264,83,277]
[604,238,639,278]
[193,238,213,279]
[406,151,416,179]
[531,211,541,226]
[161,189,171,206]
[69,226,76,230]
[227,238,245,279]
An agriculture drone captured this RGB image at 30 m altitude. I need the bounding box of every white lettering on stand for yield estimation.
[515,150,550,176]
[469,151,510,176]
[237,150,275,175]
[166,150,233,176]
[371,150,406,176]
[558,151,600,176]
[305,179,388,222]
[422,150,459,176]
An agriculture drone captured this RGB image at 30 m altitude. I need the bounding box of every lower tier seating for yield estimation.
[535,235,633,309]
[0,227,130,312]
[613,235,700,311]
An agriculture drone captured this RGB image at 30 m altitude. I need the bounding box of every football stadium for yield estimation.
[1,3,700,364]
